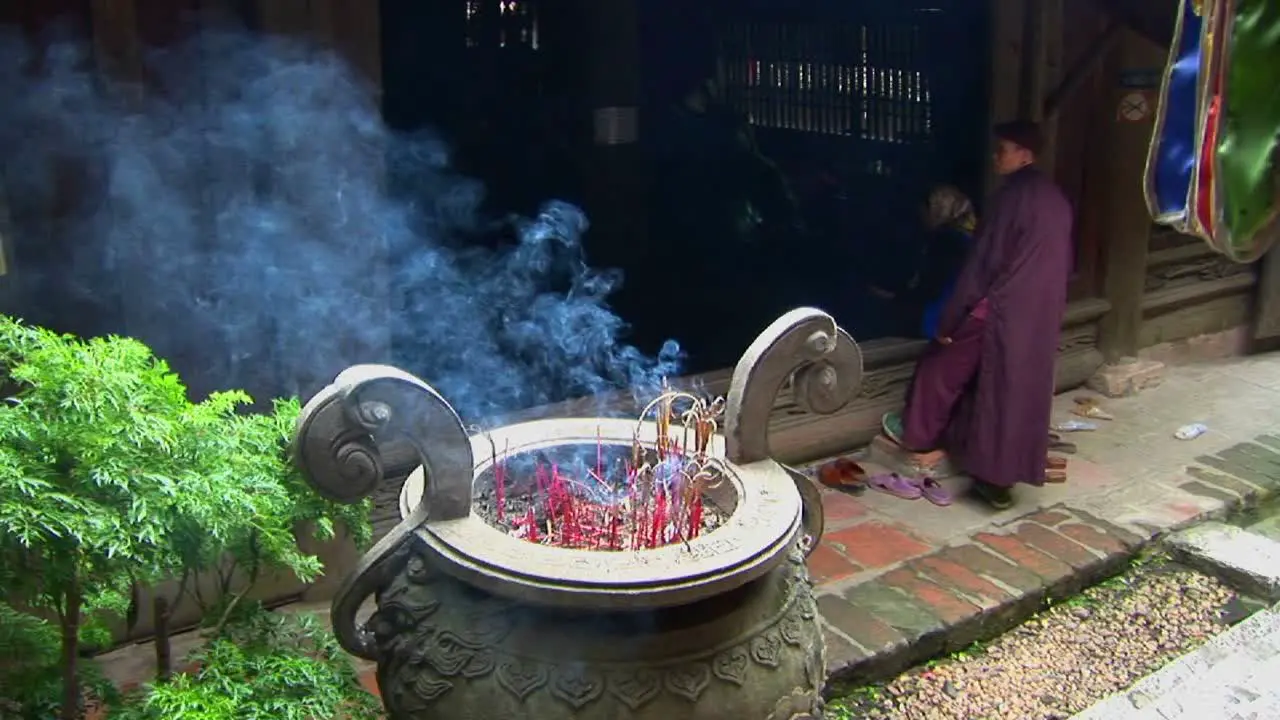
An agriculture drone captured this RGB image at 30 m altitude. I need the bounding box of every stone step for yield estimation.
[1071,602,1280,719]
[1166,522,1280,602]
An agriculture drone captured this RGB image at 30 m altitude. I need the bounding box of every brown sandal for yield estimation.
[1044,469,1068,483]
[1046,456,1068,471]
[1048,438,1077,454]
[1072,396,1114,421]
[818,458,868,495]
[1047,432,1078,454]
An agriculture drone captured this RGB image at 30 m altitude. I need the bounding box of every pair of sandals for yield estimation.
[1048,432,1077,454]
[818,458,952,506]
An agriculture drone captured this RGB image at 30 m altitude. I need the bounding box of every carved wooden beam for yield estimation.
[1083,0,1175,48]
[1042,20,1125,121]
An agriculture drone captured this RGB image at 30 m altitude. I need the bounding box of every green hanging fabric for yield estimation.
[1215,0,1280,261]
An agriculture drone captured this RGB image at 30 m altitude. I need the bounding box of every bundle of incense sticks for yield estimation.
[491,389,727,550]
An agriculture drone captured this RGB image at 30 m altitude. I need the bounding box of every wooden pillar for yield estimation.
[87,0,145,335]
[1016,0,1045,121]
[1033,0,1063,176]
[1095,30,1165,360]
[580,0,644,272]
[985,0,1023,197]
[257,0,381,93]
[989,0,1065,185]
[89,0,144,86]
[256,0,311,37]
[329,0,381,94]
[256,0,389,390]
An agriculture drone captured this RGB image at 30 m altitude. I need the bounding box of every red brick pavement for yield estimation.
[806,542,863,585]
[820,489,871,526]
[810,503,1145,684]
[821,521,935,571]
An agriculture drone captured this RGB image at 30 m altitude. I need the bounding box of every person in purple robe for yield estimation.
[881,121,1073,509]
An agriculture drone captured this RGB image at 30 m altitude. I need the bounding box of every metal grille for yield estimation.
[719,23,931,146]
[625,0,993,339]
[465,0,540,50]
[712,1,984,185]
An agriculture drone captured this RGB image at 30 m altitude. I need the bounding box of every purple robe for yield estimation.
[903,166,1073,488]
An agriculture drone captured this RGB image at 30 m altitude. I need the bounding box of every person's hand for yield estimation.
[936,336,953,345]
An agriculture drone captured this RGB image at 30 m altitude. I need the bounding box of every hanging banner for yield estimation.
[1184,0,1229,243]
[1212,0,1280,262]
[1143,0,1205,226]
[1148,0,1280,262]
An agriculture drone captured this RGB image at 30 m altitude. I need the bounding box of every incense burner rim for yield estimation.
[399,416,802,610]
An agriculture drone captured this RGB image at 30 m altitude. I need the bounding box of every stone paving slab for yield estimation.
[806,353,1280,685]
[1249,513,1280,541]
[1071,602,1280,720]
[1167,522,1280,601]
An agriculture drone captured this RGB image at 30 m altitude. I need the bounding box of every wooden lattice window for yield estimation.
[720,22,931,143]
[713,7,957,182]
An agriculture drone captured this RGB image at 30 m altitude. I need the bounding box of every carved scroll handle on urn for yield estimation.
[724,309,863,554]
[292,364,474,660]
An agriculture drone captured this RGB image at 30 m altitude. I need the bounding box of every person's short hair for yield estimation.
[993,119,1043,156]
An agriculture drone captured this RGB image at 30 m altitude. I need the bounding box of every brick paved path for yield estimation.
[810,500,1142,682]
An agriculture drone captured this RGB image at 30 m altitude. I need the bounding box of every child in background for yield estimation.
[868,185,975,339]
[914,185,977,340]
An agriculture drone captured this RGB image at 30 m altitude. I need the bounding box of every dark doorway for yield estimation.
[380,0,588,218]
[638,0,990,371]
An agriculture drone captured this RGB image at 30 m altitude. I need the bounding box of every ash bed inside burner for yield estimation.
[471,441,736,551]
[471,390,737,551]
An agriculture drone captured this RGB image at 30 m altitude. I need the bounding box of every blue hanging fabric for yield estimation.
[1144,0,1205,227]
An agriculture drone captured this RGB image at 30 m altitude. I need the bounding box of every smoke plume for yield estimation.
[0,21,681,421]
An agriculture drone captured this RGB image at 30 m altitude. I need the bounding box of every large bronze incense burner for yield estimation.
[293,308,863,719]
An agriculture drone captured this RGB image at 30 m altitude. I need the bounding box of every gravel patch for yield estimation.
[830,560,1243,720]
